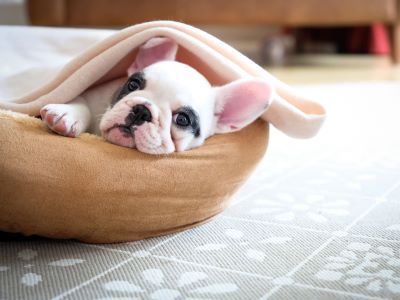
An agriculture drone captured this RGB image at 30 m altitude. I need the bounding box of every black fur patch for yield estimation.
[174,106,201,138]
[111,72,146,107]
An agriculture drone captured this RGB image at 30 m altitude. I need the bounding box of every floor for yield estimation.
[268,54,400,84]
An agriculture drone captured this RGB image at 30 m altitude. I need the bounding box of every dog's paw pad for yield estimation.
[40,105,79,137]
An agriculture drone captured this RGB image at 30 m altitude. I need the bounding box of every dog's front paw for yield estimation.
[40,104,81,137]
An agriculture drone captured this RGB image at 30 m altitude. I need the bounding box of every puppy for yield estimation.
[40,37,272,154]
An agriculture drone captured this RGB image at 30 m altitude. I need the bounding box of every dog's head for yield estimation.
[99,37,273,154]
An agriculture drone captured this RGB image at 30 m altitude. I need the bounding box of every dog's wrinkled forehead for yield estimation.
[143,61,212,107]
[113,61,211,106]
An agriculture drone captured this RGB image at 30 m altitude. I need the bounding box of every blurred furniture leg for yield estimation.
[391,1,400,63]
[27,0,65,26]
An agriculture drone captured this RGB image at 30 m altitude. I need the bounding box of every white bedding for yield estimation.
[1,26,400,300]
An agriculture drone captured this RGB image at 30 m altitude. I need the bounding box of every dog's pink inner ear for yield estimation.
[214,79,273,134]
[127,37,178,75]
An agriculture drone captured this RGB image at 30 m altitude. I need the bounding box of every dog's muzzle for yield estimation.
[125,104,152,127]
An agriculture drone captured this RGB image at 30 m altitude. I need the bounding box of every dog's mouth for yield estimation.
[103,124,137,148]
[120,125,137,137]
[106,123,137,137]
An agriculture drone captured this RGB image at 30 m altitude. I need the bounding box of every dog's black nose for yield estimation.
[126,105,152,126]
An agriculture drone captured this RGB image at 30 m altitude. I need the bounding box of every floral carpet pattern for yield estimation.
[1,82,400,300]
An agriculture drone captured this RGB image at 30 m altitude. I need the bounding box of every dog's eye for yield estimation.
[128,79,141,91]
[174,112,191,127]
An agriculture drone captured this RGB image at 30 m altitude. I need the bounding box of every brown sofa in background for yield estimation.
[28,0,400,62]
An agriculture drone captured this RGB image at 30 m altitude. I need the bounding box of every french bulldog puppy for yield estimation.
[40,37,272,154]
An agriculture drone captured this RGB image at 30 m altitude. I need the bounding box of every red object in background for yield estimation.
[369,23,390,55]
[350,23,390,55]
[295,23,390,55]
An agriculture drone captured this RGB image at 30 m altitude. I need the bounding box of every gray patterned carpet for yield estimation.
[1,82,400,300]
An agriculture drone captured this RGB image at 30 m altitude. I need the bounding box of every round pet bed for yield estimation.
[0,109,268,243]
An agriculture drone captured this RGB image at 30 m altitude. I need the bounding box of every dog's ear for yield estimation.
[213,78,273,134]
[128,37,178,75]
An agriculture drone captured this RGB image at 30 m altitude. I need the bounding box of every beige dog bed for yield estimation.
[0,21,324,243]
[0,109,268,243]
